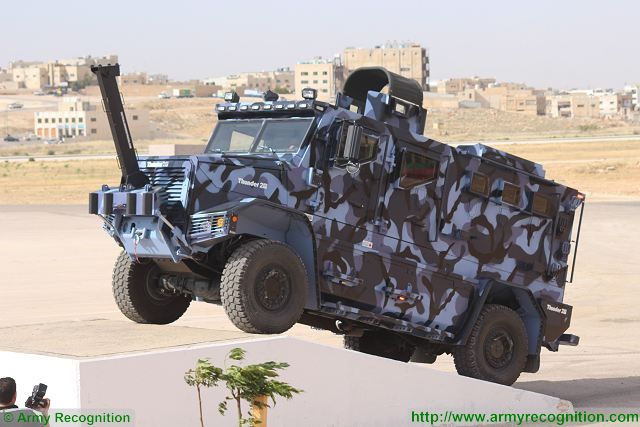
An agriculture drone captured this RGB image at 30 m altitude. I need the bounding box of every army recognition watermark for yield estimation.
[410,409,640,425]
[1,409,133,426]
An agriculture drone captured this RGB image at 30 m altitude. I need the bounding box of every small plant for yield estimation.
[28,157,35,162]
[47,150,55,156]
[578,124,598,132]
[184,347,302,427]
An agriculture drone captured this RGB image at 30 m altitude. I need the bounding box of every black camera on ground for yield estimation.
[24,383,47,409]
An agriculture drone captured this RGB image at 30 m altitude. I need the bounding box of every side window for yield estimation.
[335,124,379,166]
[399,151,439,188]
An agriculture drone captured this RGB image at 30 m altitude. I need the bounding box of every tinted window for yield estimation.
[399,152,438,188]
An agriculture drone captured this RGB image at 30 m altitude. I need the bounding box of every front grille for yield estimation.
[189,212,228,238]
[140,165,186,215]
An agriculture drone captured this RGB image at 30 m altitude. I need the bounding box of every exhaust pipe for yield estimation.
[91,64,148,189]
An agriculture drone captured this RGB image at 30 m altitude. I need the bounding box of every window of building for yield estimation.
[312,72,318,76]
[301,72,308,76]
[321,89,328,93]
[399,152,438,188]
[322,71,328,75]
[71,118,76,123]
[132,115,138,121]
[78,117,83,123]
[313,80,318,84]
[501,182,521,206]
[37,118,42,124]
[44,118,49,123]
[91,129,97,134]
[65,118,69,123]
[323,80,328,84]
[470,173,489,196]
[301,80,308,84]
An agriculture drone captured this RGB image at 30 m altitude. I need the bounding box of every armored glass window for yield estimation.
[470,173,490,196]
[335,125,379,166]
[532,193,552,216]
[206,118,313,154]
[502,182,521,206]
[399,152,438,188]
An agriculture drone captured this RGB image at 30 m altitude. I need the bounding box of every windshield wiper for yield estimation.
[257,143,276,153]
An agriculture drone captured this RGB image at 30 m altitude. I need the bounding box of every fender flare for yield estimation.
[454,279,545,373]
[230,199,320,310]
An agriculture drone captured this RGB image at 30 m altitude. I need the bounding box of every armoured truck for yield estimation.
[89,64,584,385]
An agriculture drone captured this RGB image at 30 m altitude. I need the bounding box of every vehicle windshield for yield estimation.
[205,118,314,154]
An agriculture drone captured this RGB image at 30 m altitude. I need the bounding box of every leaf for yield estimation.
[228,347,246,361]
[218,401,227,415]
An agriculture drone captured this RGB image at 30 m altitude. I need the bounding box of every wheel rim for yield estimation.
[255,264,291,311]
[144,264,175,305]
[484,327,515,369]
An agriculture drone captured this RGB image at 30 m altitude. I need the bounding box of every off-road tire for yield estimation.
[344,331,414,362]
[453,304,528,385]
[220,239,307,334]
[112,251,191,324]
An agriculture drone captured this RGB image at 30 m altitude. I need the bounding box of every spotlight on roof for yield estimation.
[301,88,317,100]
[263,90,279,102]
[224,91,239,102]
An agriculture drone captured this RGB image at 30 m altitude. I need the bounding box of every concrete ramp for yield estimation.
[0,320,572,426]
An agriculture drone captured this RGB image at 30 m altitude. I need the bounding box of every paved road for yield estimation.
[0,202,639,408]
[2,134,639,163]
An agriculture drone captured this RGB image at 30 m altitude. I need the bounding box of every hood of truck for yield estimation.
[138,154,299,216]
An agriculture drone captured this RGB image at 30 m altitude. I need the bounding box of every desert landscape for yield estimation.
[1,93,639,413]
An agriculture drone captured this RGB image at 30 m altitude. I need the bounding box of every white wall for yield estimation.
[2,338,572,427]
[0,351,80,409]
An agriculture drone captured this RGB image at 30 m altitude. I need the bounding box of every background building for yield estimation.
[8,55,118,89]
[294,57,342,101]
[343,42,429,91]
[546,93,600,118]
[34,97,150,140]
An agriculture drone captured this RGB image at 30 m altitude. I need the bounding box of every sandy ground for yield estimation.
[0,202,639,409]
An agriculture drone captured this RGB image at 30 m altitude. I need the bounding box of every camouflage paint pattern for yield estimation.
[92,87,583,343]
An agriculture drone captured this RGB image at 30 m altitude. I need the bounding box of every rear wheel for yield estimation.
[453,304,528,385]
[344,331,414,362]
[220,239,307,334]
[112,251,191,324]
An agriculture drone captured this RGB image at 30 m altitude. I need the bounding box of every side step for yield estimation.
[320,302,452,342]
[558,333,580,346]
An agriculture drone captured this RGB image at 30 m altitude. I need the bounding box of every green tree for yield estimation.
[184,347,302,427]
[184,358,222,427]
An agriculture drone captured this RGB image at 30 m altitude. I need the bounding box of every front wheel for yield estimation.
[112,251,191,324]
[220,239,307,334]
[453,304,528,385]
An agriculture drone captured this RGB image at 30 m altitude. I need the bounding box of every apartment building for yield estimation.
[9,55,118,89]
[624,84,639,111]
[294,57,342,101]
[343,42,429,90]
[34,97,149,140]
[222,68,294,95]
[436,77,497,94]
[546,93,599,118]
[458,84,545,115]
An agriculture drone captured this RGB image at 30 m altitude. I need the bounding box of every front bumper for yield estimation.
[91,187,235,262]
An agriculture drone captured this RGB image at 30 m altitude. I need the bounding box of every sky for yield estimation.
[1,0,638,90]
